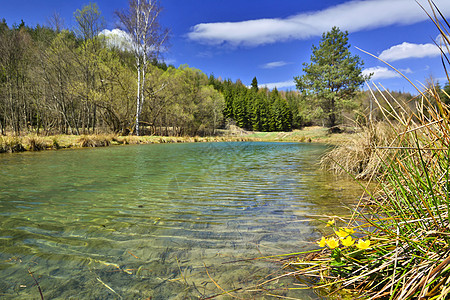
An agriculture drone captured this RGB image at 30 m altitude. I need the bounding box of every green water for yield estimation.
[0,142,362,299]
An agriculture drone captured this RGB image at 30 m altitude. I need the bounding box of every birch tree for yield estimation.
[116,0,169,135]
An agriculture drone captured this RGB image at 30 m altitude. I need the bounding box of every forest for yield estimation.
[0,15,300,137]
[0,3,443,137]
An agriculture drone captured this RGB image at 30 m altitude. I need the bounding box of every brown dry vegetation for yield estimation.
[0,126,355,154]
[283,2,450,299]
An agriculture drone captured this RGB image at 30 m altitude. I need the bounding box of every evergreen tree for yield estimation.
[251,76,258,92]
[259,89,271,131]
[222,80,234,120]
[245,89,258,130]
[268,88,280,131]
[232,84,249,128]
[279,97,292,131]
[294,26,369,127]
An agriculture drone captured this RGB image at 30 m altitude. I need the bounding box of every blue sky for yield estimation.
[2,0,450,94]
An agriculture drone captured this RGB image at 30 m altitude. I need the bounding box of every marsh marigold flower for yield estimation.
[343,227,355,235]
[326,237,339,249]
[335,228,349,238]
[356,239,371,250]
[341,236,355,247]
[326,219,335,227]
[335,227,355,239]
[317,237,327,247]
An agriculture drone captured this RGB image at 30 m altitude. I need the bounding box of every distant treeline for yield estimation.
[0,19,227,136]
[0,17,441,136]
[0,18,305,136]
[209,76,294,131]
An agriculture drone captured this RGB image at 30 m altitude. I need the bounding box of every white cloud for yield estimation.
[260,80,296,90]
[99,29,134,52]
[260,61,290,69]
[379,42,445,61]
[400,68,413,74]
[99,29,167,55]
[363,66,401,80]
[187,0,450,47]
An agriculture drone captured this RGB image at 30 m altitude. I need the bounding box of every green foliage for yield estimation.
[0,4,227,137]
[213,78,298,132]
[0,9,403,137]
[232,83,249,128]
[251,76,258,92]
[74,2,105,41]
[295,27,368,127]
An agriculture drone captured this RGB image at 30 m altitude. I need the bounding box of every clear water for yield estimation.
[0,142,362,299]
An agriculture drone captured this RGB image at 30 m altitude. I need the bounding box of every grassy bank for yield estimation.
[244,126,355,144]
[284,4,450,298]
[0,126,354,154]
[288,95,450,299]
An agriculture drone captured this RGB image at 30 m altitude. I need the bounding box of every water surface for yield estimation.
[0,142,362,299]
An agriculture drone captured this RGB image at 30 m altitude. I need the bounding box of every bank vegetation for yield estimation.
[0,2,427,142]
[287,2,450,299]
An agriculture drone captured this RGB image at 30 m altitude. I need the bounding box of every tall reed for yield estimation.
[287,2,450,299]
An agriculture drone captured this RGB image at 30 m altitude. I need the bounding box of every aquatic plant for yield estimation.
[287,1,450,299]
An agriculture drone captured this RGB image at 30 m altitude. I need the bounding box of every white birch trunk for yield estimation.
[136,60,141,136]
[117,0,167,135]
[135,0,142,136]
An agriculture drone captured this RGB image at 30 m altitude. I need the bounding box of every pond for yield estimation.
[0,142,362,299]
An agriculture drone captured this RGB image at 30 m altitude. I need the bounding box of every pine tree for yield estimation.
[295,27,368,127]
[259,89,271,131]
[251,76,258,92]
[222,80,234,120]
[232,85,248,128]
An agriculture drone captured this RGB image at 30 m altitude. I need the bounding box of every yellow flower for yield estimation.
[326,219,335,227]
[341,236,355,247]
[335,228,349,238]
[356,239,371,250]
[326,237,339,249]
[335,227,355,238]
[317,237,327,247]
[343,227,355,235]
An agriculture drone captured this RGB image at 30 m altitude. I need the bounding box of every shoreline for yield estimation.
[0,126,355,154]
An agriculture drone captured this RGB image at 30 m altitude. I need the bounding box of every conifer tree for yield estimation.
[251,76,258,92]
[295,27,368,127]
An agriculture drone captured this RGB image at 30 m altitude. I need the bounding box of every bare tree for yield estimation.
[47,12,65,33]
[74,3,106,134]
[116,0,169,135]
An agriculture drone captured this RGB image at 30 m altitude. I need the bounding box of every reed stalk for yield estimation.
[288,2,450,299]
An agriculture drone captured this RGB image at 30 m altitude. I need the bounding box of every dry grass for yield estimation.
[77,134,114,147]
[285,2,450,299]
[320,122,400,179]
[287,87,450,299]
[0,136,25,153]
[1,132,325,154]
[26,135,48,151]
